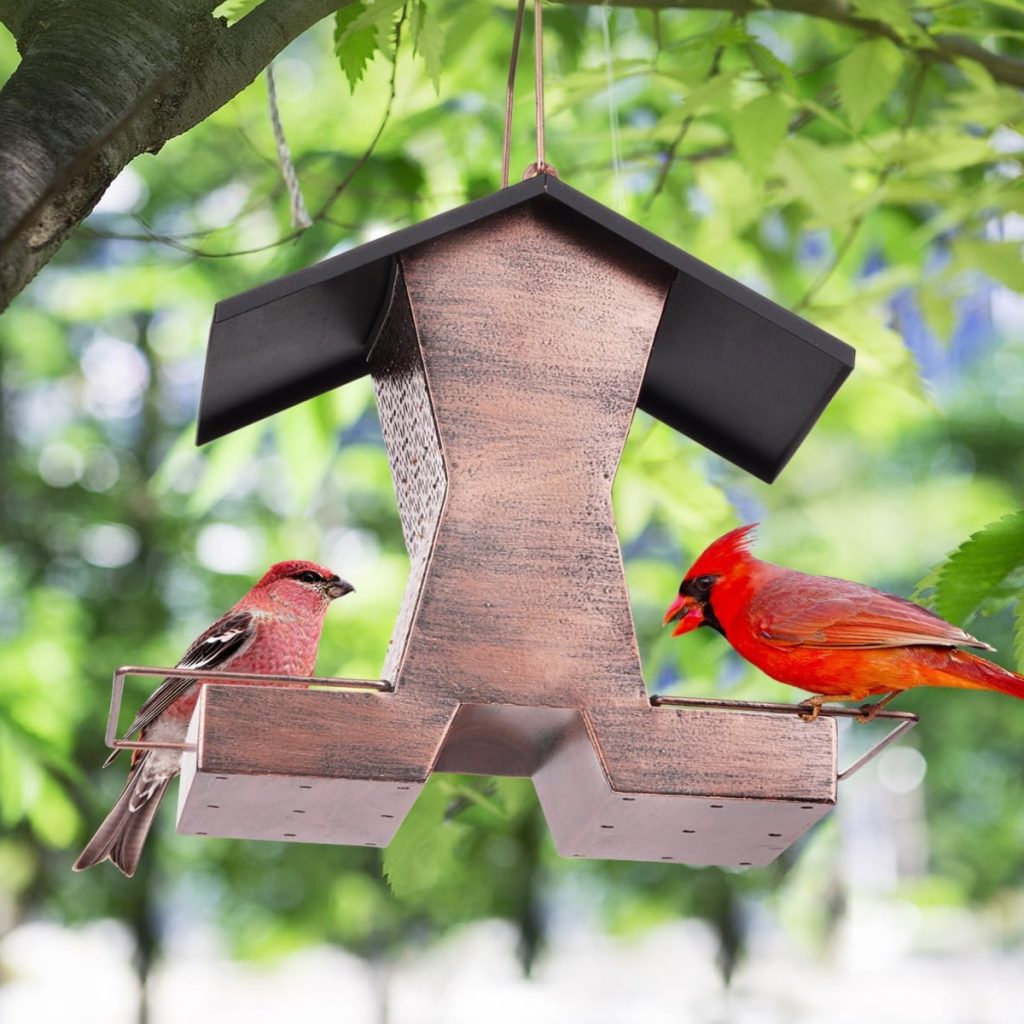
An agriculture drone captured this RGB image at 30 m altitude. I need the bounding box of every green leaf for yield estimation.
[747,42,798,92]
[731,93,790,180]
[273,396,337,514]
[837,39,904,131]
[336,0,407,45]
[918,285,957,344]
[850,0,933,45]
[933,511,1024,624]
[187,425,264,516]
[410,0,445,93]
[773,136,851,221]
[334,3,380,92]
[383,776,468,901]
[212,0,268,27]
[953,239,1024,293]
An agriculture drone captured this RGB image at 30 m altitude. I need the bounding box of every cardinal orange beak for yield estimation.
[663,594,704,637]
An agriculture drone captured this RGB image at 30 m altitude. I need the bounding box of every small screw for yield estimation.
[600,824,614,829]
[206,804,219,809]
[768,832,781,838]
[381,814,394,819]
[739,861,751,867]
[661,856,674,861]
[621,797,636,802]
[682,829,696,834]
[710,804,724,809]
[283,833,297,838]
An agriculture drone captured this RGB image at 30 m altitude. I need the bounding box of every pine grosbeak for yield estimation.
[74,560,354,876]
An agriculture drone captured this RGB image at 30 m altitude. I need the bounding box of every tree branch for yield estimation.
[562,0,1024,90]
[0,0,348,312]
[0,0,50,53]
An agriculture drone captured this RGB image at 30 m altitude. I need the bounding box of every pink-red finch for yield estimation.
[74,560,354,877]
[664,524,1023,720]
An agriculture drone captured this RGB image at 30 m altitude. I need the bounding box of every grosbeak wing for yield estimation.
[104,610,256,766]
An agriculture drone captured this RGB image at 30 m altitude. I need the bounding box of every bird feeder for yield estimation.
[110,173,919,869]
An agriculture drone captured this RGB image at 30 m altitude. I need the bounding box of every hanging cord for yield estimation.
[502,0,554,184]
[266,63,312,229]
[502,0,527,187]
[533,0,546,173]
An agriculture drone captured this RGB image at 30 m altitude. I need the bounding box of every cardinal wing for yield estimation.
[751,574,992,651]
[106,610,256,765]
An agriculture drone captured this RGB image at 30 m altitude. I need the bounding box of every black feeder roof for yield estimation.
[197,174,854,483]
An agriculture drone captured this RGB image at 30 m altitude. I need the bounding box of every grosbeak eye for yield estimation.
[293,570,323,584]
[696,575,714,592]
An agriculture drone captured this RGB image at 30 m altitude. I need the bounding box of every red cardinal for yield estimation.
[74,560,354,876]
[664,524,1024,720]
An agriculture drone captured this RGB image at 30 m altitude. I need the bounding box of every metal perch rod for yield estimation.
[651,694,919,782]
[106,665,393,753]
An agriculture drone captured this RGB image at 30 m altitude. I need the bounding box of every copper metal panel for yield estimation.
[586,704,836,802]
[177,771,421,848]
[533,713,833,868]
[189,685,453,781]
[396,203,672,708]
[434,704,578,777]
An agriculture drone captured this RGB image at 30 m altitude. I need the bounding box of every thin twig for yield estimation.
[795,63,929,311]
[644,24,733,210]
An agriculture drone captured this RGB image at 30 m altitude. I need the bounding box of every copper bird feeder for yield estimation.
[98,168,906,871]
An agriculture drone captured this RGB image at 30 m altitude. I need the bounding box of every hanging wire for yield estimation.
[600,3,626,210]
[502,0,527,187]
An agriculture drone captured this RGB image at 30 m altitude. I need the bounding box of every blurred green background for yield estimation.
[1,2,1023,1020]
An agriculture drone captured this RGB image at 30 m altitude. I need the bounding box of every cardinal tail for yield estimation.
[945,650,1024,699]
[73,756,172,877]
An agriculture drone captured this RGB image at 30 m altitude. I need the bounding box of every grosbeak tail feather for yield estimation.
[74,558,353,877]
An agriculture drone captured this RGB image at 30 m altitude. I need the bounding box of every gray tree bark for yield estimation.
[0,0,348,312]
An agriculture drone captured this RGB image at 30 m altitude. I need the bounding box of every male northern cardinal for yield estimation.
[74,560,354,876]
[664,524,1024,720]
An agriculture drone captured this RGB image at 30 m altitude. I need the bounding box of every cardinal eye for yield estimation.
[293,570,323,584]
[696,575,714,592]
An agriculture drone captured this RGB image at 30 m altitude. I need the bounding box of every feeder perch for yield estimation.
[154,174,873,867]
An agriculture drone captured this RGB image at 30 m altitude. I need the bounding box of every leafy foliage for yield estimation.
[928,511,1024,667]
[334,3,381,92]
